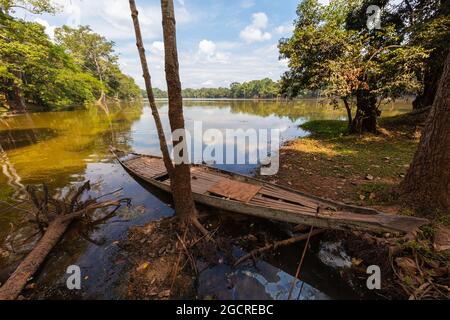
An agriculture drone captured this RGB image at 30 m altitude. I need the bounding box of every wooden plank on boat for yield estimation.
[208,179,262,203]
[124,156,167,179]
[259,186,319,210]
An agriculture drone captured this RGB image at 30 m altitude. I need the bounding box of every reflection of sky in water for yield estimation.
[130,104,308,174]
[198,247,330,301]
[239,269,330,300]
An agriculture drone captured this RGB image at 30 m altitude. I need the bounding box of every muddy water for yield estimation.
[0,99,412,299]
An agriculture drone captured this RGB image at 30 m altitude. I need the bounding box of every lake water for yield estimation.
[0,99,412,299]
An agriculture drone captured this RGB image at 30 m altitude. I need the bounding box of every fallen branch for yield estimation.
[234,229,325,267]
[0,182,130,300]
[0,216,71,300]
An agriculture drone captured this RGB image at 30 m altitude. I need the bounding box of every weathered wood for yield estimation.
[115,152,429,234]
[0,183,129,300]
[208,179,262,203]
[128,0,174,176]
[0,217,70,300]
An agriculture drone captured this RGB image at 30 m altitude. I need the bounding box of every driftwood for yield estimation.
[0,182,130,300]
[234,229,325,267]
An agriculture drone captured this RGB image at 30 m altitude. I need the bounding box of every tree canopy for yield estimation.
[0,0,58,14]
[279,0,431,133]
[0,13,140,111]
[55,25,141,101]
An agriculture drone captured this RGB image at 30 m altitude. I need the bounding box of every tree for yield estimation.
[54,26,140,104]
[397,0,450,109]
[279,0,428,133]
[160,0,197,221]
[0,0,58,15]
[129,0,197,224]
[400,51,450,216]
[0,13,103,111]
[54,26,114,104]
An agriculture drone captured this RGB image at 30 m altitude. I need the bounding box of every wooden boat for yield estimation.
[111,149,428,234]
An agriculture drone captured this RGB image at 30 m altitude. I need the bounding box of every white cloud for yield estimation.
[274,24,294,35]
[199,40,217,56]
[29,0,193,41]
[240,0,255,9]
[197,40,229,64]
[34,18,56,40]
[240,12,271,43]
[252,12,268,29]
[151,41,165,55]
[178,43,287,89]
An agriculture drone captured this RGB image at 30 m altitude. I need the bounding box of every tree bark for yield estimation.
[342,97,353,129]
[413,46,449,110]
[160,0,197,221]
[401,51,450,216]
[350,90,379,134]
[128,0,174,176]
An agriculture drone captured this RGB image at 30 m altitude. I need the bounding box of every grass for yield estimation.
[301,120,348,139]
[261,114,423,208]
[355,182,395,205]
[298,119,419,180]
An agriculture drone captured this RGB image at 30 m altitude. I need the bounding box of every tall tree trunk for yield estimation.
[401,52,450,216]
[413,50,446,110]
[342,97,353,129]
[129,0,197,222]
[129,0,174,177]
[160,0,197,221]
[350,90,379,134]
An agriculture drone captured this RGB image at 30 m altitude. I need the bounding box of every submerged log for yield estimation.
[0,182,130,300]
[0,216,70,300]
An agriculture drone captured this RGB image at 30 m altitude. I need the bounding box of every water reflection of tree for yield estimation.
[0,144,26,199]
[182,99,345,122]
[0,102,144,192]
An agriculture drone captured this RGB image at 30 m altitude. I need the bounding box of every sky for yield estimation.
[15,0,309,90]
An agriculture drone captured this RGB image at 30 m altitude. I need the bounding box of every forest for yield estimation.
[151,78,281,99]
[0,3,140,112]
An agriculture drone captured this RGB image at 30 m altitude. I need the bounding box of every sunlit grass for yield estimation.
[294,118,419,180]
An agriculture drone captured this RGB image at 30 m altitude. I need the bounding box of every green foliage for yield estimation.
[279,0,429,102]
[0,13,140,111]
[300,120,348,139]
[0,0,58,14]
[150,78,281,99]
[54,25,140,100]
[0,13,103,109]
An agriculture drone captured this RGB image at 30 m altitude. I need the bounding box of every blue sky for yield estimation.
[15,0,305,89]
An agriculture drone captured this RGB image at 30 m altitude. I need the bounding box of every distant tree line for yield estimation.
[0,1,141,112]
[148,78,283,99]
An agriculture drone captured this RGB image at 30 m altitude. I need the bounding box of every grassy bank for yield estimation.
[265,117,420,210]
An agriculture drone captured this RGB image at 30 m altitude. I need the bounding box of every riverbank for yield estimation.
[256,111,449,299]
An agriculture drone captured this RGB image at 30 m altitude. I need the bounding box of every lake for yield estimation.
[0,99,412,299]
